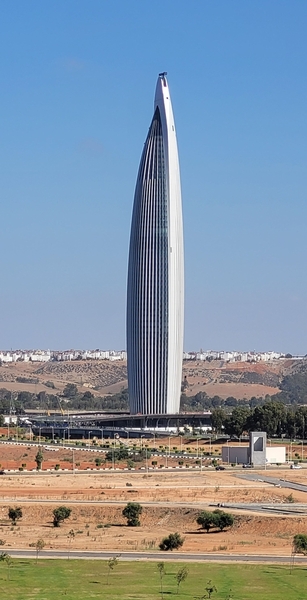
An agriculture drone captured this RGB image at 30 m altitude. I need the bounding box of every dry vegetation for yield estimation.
[0,357,304,398]
[0,438,306,557]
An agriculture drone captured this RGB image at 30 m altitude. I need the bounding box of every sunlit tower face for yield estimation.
[127,73,184,415]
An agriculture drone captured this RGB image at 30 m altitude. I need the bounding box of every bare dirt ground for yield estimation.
[0,439,306,557]
[0,435,305,471]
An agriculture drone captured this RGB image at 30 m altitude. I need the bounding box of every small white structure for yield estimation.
[266,446,286,464]
[222,432,286,466]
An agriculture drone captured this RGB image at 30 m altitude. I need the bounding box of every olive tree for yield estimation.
[293,534,307,555]
[159,532,184,551]
[53,506,71,527]
[8,506,22,526]
[122,502,142,526]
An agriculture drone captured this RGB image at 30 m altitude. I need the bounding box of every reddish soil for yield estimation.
[0,440,307,557]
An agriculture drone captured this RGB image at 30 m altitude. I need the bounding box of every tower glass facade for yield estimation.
[127,74,184,415]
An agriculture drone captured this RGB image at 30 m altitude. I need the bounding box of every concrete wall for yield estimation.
[250,431,267,466]
[221,437,286,465]
[222,446,248,464]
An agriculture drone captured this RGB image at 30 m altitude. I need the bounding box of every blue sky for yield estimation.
[0,1,306,353]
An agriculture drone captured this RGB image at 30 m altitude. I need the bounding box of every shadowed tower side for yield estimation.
[127,73,184,415]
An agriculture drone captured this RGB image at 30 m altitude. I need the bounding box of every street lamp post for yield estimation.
[112,437,115,472]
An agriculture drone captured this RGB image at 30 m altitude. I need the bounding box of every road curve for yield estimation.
[6,549,307,564]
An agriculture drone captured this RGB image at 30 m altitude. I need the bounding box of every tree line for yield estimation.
[1,365,307,418]
[0,385,129,415]
[211,401,307,438]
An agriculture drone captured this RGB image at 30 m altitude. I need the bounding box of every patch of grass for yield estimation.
[0,560,306,599]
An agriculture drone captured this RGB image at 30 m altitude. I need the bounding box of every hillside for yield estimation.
[1,357,306,400]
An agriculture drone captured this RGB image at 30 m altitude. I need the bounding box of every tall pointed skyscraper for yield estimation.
[127,73,184,415]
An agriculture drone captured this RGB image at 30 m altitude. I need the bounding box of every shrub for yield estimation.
[35,448,44,471]
[122,502,143,526]
[293,534,307,555]
[106,447,129,462]
[159,532,184,551]
[8,507,22,526]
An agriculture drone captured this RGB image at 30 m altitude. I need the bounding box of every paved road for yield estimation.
[3,498,304,516]
[239,473,307,493]
[212,502,307,515]
[6,549,307,564]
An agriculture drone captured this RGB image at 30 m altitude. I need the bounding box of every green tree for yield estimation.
[67,529,75,559]
[8,506,22,526]
[122,502,142,526]
[224,406,251,437]
[159,532,184,551]
[213,509,234,531]
[106,556,118,584]
[197,510,234,532]
[196,511,215,533]
[204,580,217,599]
[248,401,286,437]
[175,566,188,594]
[157,562,165,596]
[0,552,12,580]
[63,383,78,398]
[53,506,72,527]
[211,408,227,433]
[293,534,307,555]
[35,447,44,471]
[35,538,45,563]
